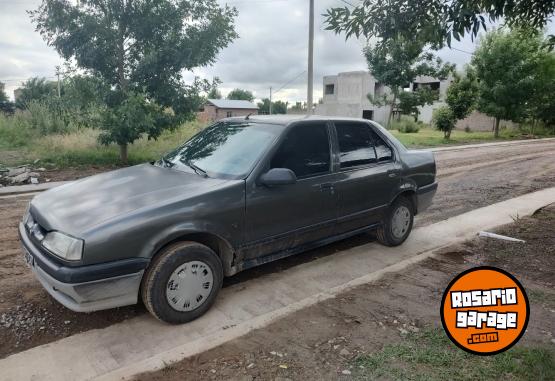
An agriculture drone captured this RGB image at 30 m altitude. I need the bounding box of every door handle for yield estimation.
[319,183,335,194]
[387,169,400,178]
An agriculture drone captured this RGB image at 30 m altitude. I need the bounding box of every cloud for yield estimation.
[2,0,553,102]
[0,0,62,98]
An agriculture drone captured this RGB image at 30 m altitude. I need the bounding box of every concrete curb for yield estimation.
[1,187,554,381]
[428,137,555,152]
[0,181,70,196]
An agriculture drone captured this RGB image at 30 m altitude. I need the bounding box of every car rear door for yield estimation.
[243,121,339,259]
[331,120,401,235]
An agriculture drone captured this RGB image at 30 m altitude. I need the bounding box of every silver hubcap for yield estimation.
[166,261,214,312]
[391,205,411,239]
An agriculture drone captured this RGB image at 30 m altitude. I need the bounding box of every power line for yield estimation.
[451,47,474,55]
[273,70,307,95]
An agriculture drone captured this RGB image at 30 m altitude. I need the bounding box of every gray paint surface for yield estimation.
[23,116,436,309]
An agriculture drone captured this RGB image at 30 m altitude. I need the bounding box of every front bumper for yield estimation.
[19,222,146,312]
[416,181,438,213]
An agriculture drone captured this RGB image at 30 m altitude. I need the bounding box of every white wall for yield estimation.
[317,71,392,125]
[317,71,452,126]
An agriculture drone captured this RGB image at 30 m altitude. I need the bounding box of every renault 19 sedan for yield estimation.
[19,115,437,323]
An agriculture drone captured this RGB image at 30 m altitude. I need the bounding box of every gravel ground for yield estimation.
[0,140,554,359]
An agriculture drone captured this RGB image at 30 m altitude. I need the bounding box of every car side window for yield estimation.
[335,122,377,168]
[270,123,331,178]
[370,130,393,162]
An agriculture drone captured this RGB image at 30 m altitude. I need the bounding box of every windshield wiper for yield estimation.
[159,157,175,168]
[184,160,208,178]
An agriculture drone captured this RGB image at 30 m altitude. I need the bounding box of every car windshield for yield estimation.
[161,121,280,179]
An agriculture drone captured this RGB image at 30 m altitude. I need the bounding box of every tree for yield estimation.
[207,85,222,100]
[528,50,555,131]
[0,83,15,114]
[257,98,287,114]
[31,0,238,162]
[432,106,455,139]
[272,100,288,114]
[397,88,437,121]
[445,68,478,123]
[62,75,109,110]
[226,88,254,102]
[324,0,555,50]
[471,29,544,137]
[289,101,307,112]
[15,77,57,109]
[364,38,454,127]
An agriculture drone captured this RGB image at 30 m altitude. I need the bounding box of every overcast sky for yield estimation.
[1,0,553,103]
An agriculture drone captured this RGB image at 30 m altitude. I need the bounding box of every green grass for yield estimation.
[353,328,555,381]
[389,127,533,148]
[1,106,555,169]
[528,288,555,309]
[0,120,203,168]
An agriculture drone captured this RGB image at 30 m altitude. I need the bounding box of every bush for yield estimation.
[0,100,80,149]
[0,112,35,148]
[432,106,455,139]
[391,117,421,133]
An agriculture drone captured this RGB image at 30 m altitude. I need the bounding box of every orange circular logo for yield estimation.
[441,266,529,355]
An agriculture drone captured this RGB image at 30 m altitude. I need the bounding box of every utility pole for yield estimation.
[269,86,273,115]
[307,0,314,115]
[55,66,61,98]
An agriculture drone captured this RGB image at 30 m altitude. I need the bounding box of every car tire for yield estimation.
[376,196,414,247]
[141,241,223,324]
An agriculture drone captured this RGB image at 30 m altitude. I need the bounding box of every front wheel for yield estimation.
[376,196,414,247]
[141,242,223,324]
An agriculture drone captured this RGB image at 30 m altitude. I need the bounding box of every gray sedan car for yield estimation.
[19,115,436,323]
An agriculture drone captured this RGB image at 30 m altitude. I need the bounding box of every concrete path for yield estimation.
[1,187,554,381]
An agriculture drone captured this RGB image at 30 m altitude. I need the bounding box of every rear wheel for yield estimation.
[141,242,223,324]
[376,196,414,247]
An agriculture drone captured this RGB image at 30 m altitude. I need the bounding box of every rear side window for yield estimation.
[372,131,393,162]
[335,122,377,168]
[271,123,330,178]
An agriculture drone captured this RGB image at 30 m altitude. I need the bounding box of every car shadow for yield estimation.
[223,231,377,288]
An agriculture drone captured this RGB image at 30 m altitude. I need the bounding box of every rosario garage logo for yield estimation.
[440,266,529,355]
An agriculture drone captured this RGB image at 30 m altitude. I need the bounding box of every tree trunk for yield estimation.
[530,119,535,135]
[119,144,128,164]
[387,92,397,129]
[494,117,500,138]
[444,129,451,139]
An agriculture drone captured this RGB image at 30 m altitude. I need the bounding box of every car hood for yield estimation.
[30,164,230,236]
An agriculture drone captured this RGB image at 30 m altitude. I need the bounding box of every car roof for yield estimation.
[224,114,375,126]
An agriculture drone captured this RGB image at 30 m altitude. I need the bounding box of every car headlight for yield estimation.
[42,231,84,261]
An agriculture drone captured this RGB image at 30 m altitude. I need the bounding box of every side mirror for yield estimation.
[260,168,297,186]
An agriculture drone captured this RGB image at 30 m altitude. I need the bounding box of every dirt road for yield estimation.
[0,139,554,359]
[419,139,555,225]
[139,205,555,380]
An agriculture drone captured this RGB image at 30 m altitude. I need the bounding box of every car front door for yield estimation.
[243,121,339,259]
[332,121,401,235]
